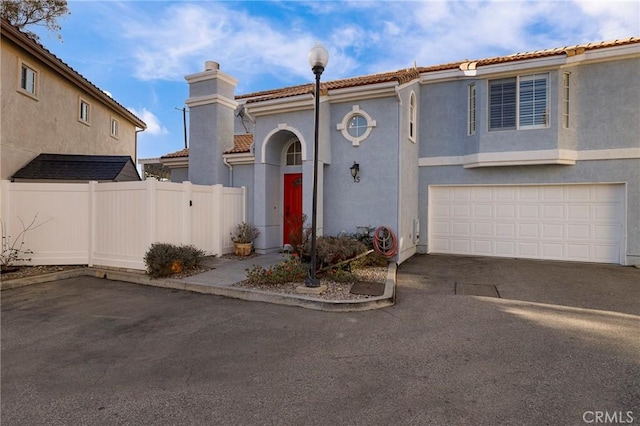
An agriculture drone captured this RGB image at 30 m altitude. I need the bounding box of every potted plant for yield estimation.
[231,222,260,256]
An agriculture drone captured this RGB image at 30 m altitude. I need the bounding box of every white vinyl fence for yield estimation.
[1,180,246,270]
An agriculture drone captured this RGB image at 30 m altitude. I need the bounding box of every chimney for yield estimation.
[205,61,220,71]
[184,62,239,186]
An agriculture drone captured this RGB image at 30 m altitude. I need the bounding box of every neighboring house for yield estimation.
[0,19,146,182]
[175,38,639,266]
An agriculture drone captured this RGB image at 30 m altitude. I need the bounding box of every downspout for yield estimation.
[223,156,233,186]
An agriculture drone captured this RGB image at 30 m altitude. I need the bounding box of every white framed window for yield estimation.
[468,83,476,135]
[111,117,120,138]
[489,73,548,131]
[337,105,376,146]
[285,140,302,166]
[409,92,417,142]
[562,72,570,129]
[18,60,38,98]
[79,98,91,124]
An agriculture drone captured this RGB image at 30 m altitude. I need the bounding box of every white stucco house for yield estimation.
[159,37,640,266]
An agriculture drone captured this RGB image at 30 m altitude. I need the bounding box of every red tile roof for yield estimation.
[161,148,189,159]
[226,134,254,153]
[161,134,254,158]
[237,37,639,104]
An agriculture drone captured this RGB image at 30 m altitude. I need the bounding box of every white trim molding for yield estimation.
[260,124,308,164]
[223,152,255,166]
[244,94,314,117]
[184,69,239,87]
[419,148,640,168]
[185,94,238,110]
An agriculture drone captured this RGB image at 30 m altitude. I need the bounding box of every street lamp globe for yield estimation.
[308,43,329,73]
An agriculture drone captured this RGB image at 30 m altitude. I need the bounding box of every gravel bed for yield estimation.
[233,266,388,300]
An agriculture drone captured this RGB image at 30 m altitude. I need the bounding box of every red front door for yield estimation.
[283,173,303,245]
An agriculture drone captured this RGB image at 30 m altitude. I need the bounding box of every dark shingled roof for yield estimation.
[12,154,140,182]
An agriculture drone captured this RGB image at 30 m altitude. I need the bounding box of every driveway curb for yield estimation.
[1,263,396,312]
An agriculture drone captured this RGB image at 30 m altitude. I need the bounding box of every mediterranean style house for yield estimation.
[160,37,640,266]
[1,19,146,182]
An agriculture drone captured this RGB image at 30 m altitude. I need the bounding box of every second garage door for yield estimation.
[428,184,624,264]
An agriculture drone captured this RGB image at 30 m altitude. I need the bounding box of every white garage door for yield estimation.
[429,184,624,264]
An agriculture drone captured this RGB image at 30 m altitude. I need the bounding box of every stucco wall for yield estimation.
[323,97,400,237]
[231,163,255,225]
[1,40,138,180]
[170,167,189,183]
[575,58,640,150]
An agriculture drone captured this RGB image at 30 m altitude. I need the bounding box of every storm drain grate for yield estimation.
[350,281,385,296]
[455,283,500,298]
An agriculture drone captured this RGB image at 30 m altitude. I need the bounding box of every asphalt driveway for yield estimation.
[2,255,639,425]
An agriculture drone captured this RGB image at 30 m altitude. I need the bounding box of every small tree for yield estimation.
[1,0,70,41]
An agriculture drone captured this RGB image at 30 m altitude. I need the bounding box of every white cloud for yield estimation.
[113,0,638,92]
[128,107,168,136]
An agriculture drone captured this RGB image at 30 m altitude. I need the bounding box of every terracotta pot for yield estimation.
[234,242,253,256]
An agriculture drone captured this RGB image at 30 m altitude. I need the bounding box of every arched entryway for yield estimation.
[256,126,310,251]
[283,140,303,245]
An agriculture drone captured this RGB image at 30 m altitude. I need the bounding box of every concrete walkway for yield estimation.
[1,252,397,312]
[183,252,285,287]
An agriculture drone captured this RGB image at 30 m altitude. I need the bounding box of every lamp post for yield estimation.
[305,43,329,287]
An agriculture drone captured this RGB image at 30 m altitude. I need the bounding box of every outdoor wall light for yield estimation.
[350,162,360,182]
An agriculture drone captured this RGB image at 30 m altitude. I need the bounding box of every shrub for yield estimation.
[352,252,388,268]
[286,214,309,257]
[231,222,260,244]
[144,243,205,278]
[245,253,307,285]
[350,225,376,249]
[323,266,357,283]
[312,236,368,269]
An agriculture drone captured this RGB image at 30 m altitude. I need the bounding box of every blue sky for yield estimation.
[30,0,639,161]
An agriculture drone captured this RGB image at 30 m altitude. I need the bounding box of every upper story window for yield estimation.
[409,92,417,142]
[468,83,476,135]
[18,60,38,98]
[79,98,91,124]
[489,73,548,131]
[111,117,120,138]
[285,140,302,166]
[562,72,570,129]
[337,105,377,146]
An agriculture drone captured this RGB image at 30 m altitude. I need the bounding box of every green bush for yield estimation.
[246,253,307,285]
[144,243,205,278]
